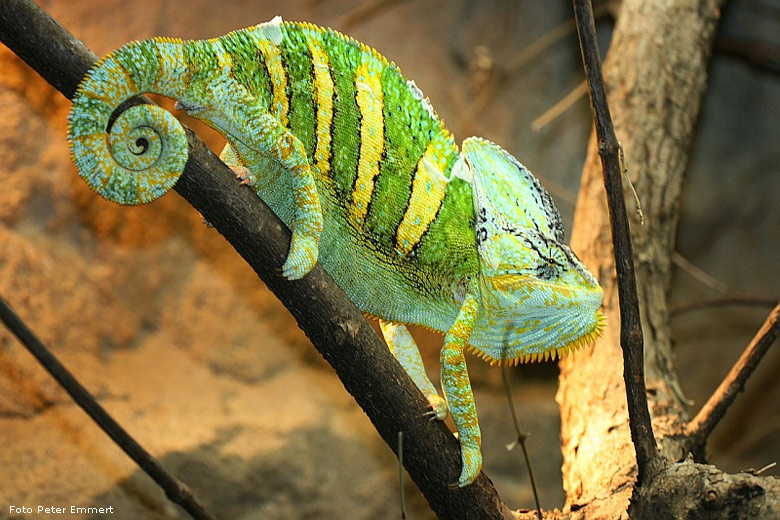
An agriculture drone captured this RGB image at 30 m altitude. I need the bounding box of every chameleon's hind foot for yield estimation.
[219,144,253,185]
[282,233,318,280]
[218,123,322,281]
[379,320,449,421]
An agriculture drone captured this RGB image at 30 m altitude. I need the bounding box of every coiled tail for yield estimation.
[67,39,189,205]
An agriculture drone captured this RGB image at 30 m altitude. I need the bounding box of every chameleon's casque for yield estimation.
[67,17,605,487]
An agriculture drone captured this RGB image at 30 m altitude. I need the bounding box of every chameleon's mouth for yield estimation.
[467,311,606,366]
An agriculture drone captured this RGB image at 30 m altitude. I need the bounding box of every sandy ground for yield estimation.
[1,1,778,518]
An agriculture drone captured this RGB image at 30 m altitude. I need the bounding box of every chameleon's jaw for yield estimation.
[467,275,605,365]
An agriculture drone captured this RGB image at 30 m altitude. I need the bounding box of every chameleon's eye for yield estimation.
[550,246,567,266]
[534,246,567,280]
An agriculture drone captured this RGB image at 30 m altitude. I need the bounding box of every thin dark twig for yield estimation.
[684,302,780,454]
[456,4,611,134]
[339,0,411,31]
[671,295,778,317]
[398,431,406,519]
[0,295,219,520]
[671,251,728,293]
[501,367,543,520]
[572,0,660,483]
[716,36,780,75]
[0,0,507,516]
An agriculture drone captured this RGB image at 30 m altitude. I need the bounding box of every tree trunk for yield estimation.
[557,0,780,518]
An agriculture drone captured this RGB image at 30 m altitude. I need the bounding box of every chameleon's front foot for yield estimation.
[441,278,483,487]
[424,394,448,421]
[378,320,449,421]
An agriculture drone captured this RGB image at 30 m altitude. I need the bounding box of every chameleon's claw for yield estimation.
[222,159,253,185]
[173,99,207,115]
[198,211,214,228]
[423,409,438,422]
[232,166,252,185]
[426,394,448,421]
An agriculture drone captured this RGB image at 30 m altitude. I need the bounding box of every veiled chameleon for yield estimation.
[67,17,605,487]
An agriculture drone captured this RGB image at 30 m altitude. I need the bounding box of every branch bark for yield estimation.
[572,0,660,484]
[684,302,780,457]
[0,1,509,517]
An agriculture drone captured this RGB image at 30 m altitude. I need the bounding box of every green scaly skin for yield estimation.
[67,17,605,487]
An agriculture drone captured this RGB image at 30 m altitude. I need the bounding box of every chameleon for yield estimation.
[67,16,605,487]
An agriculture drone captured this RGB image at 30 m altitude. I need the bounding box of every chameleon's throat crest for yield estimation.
[467,311,606,366]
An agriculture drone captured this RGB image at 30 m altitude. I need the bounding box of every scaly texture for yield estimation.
[67,17,605,487]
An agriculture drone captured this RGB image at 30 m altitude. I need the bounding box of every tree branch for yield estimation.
[671,295,778,317]
[0,0,508,517]
[716,36,780,75]
[553,0,780,516]
[0,295,218,520]
[571,0,660,483]
[684,301,780,456]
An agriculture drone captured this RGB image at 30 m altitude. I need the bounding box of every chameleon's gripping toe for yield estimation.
[426,394,449,421]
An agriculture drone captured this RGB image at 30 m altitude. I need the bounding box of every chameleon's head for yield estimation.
[459,137,605,364]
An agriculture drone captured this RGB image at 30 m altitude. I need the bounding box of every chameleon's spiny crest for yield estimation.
[67,16,605,487]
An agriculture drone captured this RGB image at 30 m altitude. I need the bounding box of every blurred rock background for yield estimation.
[0,0,777,518]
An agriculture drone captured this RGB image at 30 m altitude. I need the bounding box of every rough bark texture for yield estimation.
[558,0,780,518]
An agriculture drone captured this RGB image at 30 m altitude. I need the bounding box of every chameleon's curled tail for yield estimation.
[67,39,188,205]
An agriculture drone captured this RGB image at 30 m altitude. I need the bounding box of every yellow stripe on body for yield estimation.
[348,58,385,227]
[257,39,289,127]
[308,38,335,178]
[395,133,451,255]
[208,39,233,71]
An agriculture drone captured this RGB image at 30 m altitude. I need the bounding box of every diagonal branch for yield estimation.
[571,0,660,483]
[0,0,508,517]
[0,295,219,520]
[684,301,780,456]
[671,295,778,317]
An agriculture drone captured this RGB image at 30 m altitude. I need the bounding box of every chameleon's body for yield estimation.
[68,17,605,487]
